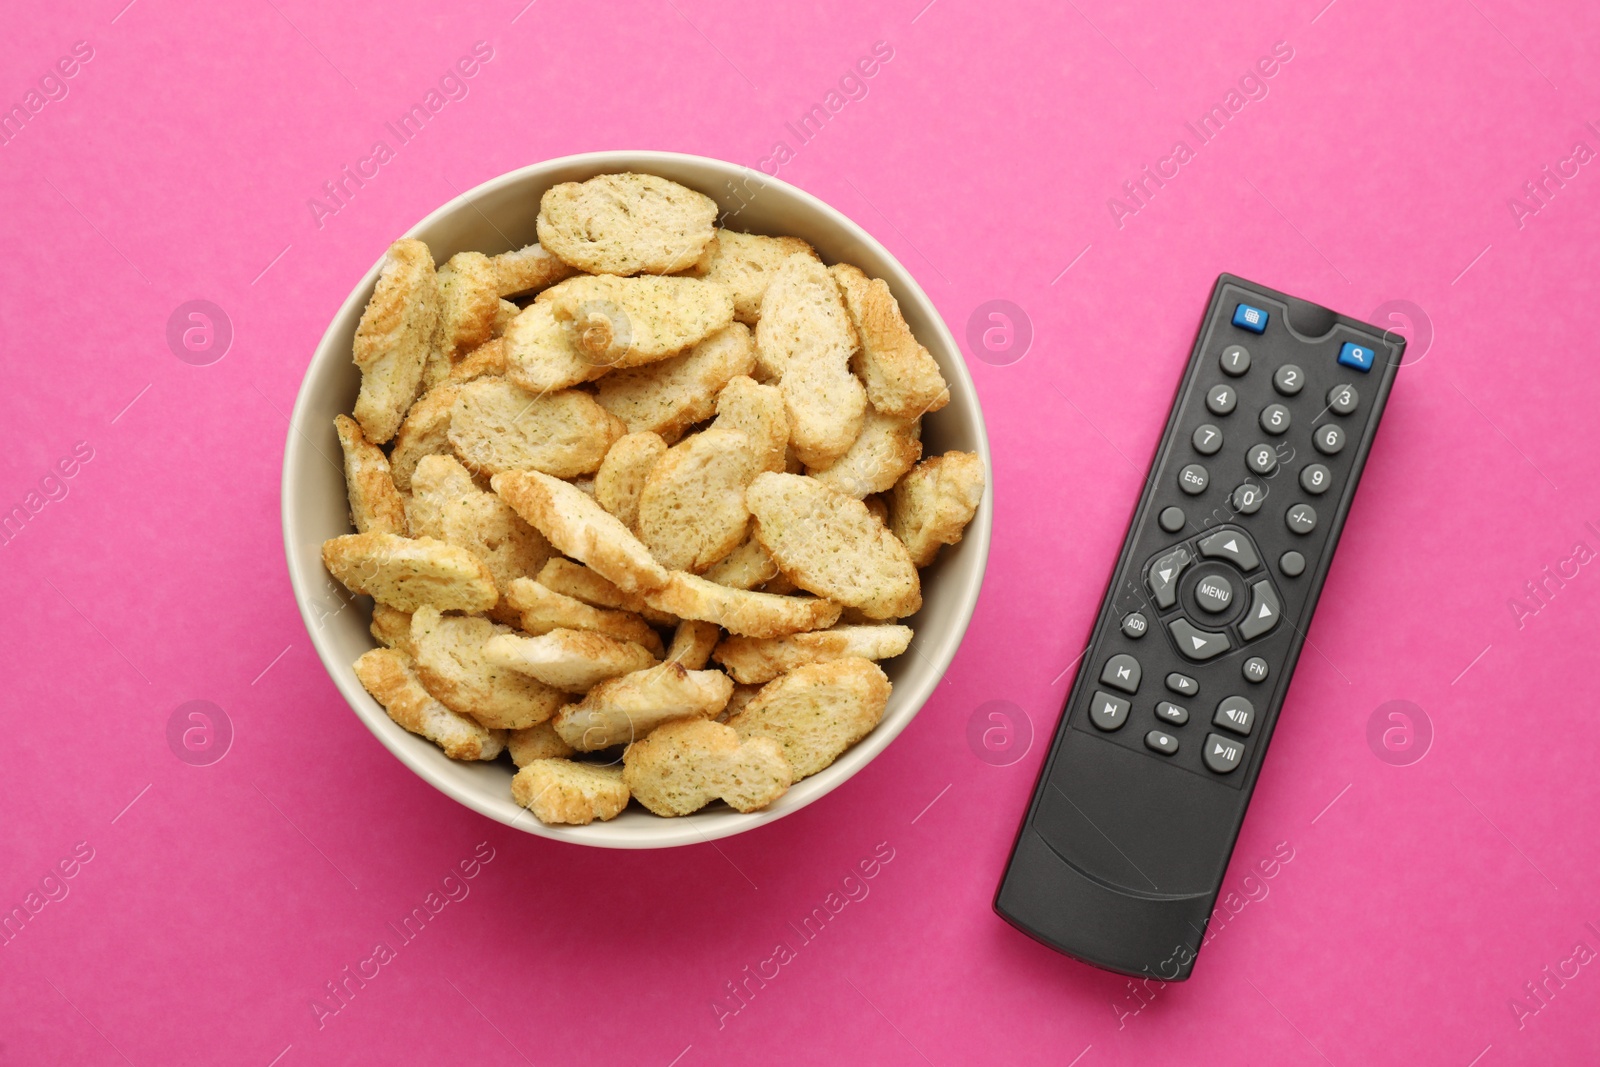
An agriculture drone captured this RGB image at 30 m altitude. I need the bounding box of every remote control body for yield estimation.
[994,274,1403,980]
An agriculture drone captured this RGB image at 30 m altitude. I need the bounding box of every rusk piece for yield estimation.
[537,275,735,368]
[594,432,668,532]
[712,624,914,684]
[368,605,414,655]
[806,410,922,498]
[489,242,573,297]
[711,375,788,473]
[746,472,921,620]
[830,263,950,419]
[666,619,721,670]
[388,383,458,493]
[702,536,779,591]
[450,338,508,383]
[512,760,629,825]
[622,718,792,816]
[427,251,500,392]
[890,451,986,567]
[554,663,733,751]
[333,415,407,535]
[503,577,664,655]
[727,657,891,777]
[405,452,478,541]
[322,532,498,613]
[593,322,756,441]
[494,471,670,595]
[503,303,609,395]
[506,721,576,766]
[756,256,864,466]
[691,229,818,323]
[353,239,439,443]
[448,377,623,479]
[485,629,658,694]
[636,428,760,573]
[353,648,504,761]
[410,607,566,729]
[642,571,841,639]
[536,558,678,627]
[536,173,718,276]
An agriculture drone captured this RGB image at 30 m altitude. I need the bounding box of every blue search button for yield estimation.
[1232,303,1268,333]
[1337,342,1376,372]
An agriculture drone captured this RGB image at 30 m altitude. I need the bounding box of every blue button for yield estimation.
[1337,342,1375,372]
[1232,303,1268,333]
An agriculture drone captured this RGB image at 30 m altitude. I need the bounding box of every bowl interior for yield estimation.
[283,152,992,847]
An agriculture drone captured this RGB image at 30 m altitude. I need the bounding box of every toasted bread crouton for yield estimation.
[643,571,841,638]
[536,558,678,627]
[593,322,756,441]
[536,275,735,369]
[690,229,818,323]
[450,338,508,383]
[806,410,922,498]
[502,302,610,395]
[746,472,920,620]
[388,384,459,493]
[637,428,760,573]
[503,577,664,655]
[702,536,779,591]
[434,251,501,361]
[494,299,519,337]
[594,432,667,531]
[537,173,718,276]
[711,375,788,473]
[369,605,414,654]
[410,607,566,729]
[448,378,623,479]
[712,624,913,684]
[405,453,478,540]
[756,256,865,466]
[333,414,408,535]
[506,721,576,766]
[719,683,761,723]
[353,239,440,443]
[728,658,890,777]
[622,718,791,815]
[890,451,986,567]
[322,532,498,613]
[512,759,629,824]
[490,242,574,297]
[863,495,889,526]
[485,629,658,694]
[667,619,721,669]
[353,648,505,761]
[555,662,734,751]
[494,471,671,595]
[830,263,950,419]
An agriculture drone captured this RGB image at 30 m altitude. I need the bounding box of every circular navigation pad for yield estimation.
[1180,561,1245,626]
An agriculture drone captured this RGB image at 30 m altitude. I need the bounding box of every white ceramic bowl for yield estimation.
[282,152,991,847]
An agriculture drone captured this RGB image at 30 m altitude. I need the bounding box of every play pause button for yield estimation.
[1212,696,1256,736]
[1204,733,1245,774]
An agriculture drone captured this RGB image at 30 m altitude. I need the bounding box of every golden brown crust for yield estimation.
[322,532,498,613]
[621,717,791,816]
[536,558,678,627]
[666,619,721,670]
[449,337,509,383]
[434,251,501,362]
[757,256,864,466]
[353,239,439,443]
[388,384,459,493]
[594,432,668,532]
[727,657,890,777]
[830,263,950,420]
[711,624,913,684]
[503,577,664,655]
[642,571,841,639]
[536,173,718,276]
[690,229,818,323]
[889,451,986,567]
[493,471,670,594]
[410,607,566,729]
[333,415,408,535]
[806,411,922,499]
[484,628,659,694]
[554,662,733,751]
[712,375,788,473]
[490,243,574,297]
[353,648,505,760]
[593,323,756,442]
[506,721,576,766]
[511,760,629,824]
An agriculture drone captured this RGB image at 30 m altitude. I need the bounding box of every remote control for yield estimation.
[994,274,1403,980]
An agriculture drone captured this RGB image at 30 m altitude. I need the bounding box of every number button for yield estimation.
[1179,464,1209,495]
[1314,424,1346,455]
[1122,612,1148,639]
[1327,384,1359,415]
[1192,424,1223,455]
[1273,364,1304,396]
[1260,404,1291,435]
[1231,482,1264,515]
[1286,504,1317,535]
[1300,463,1331,495]
[1207,384,1237,415]
[1246,443,1277,475]
[1220,345,1251,376]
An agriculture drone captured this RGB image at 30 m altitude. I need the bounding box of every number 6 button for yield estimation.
[1314,424,1345,455]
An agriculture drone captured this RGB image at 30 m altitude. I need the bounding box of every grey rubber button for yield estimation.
[1192,423,1223,455]
[1204,732,1245,774]
[1206,384,1237,415]
[1194,574,1234,614]
[1166,672,1199,697]
[1100,653,1142,694]
[1170,618,1232,661]
[1279,551,1306,577]
[1273,364,1305,395]
[1213,696,1256,736]
[1156,701,1189,725]
[1247,443,1277,475]
[1232,482,1264,515]
[1147,546,1192,609]
[1159,506,1186,533]
[1327,383,1359,415]
[1122,612,1148,639]
[1286,504,1317,535]
[1089,690,1130,731]
[1220,345,1250,377]
[1314,423,1345,455]
[1239,580,1282,640]
[1300,463,1331,495]
[1243,657,1269,683]
[1198,529,1261,571]
[1260,403,1291,435]
[1145,730,1180,756]
[1179,463,1209,495]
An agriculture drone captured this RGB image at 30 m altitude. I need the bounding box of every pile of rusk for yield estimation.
[322,172,984,825]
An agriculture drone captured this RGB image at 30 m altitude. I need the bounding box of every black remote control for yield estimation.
[994,274,1403,980]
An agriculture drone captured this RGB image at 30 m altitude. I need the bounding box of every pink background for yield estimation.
[4,0,1599,1063]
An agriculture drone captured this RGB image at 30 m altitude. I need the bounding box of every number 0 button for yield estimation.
[1207,385,1237,415]
[1286,504,1317,535]
[1260,404,1291,435]
[1300,464,1331,495]
[1314,424,1345,455]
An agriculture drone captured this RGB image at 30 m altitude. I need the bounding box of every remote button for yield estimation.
[1179,463,1209,495]
[1243,657,1269,683]
[1100,654,1142,694]
[1246,443,1277,475]
[1145,730,1180,756]
[1147,546,1192,609]
[1239,580,1282,640]
[1197,529,1261,571]
[1338,341,1376,372]
[1220,345,1251,376]
[1232,482,1264,515]
[1166,672,1199,697]
[1286,504,1317,535]
[1327,383,1359,415]
[1170,618,1231,661]
[1213,696,1256,736]
[1313,424,1346,455]
[1273,364,1305,396]
[1300,463,1331,495]
[1260,404,1291,435]
[1194,575,1234,614]
[1192,424,1223,455]
[1088,690,1130,731]
[1207,384,1237,415]
[1158,506,1186,533]
[1279,551,1306,577]
[1204,733,1245,774]
[1232,303,1269,333]
[1122,612,1148,639]
[1155,701,1189,725]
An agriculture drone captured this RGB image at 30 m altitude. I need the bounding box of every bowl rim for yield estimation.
[282,150,992,848]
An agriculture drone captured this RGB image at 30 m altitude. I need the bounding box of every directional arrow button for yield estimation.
[1238,580,1282,640]
[1198,528,1261,571]
[1169,618,1232,662]
[1146,546,1192,609]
